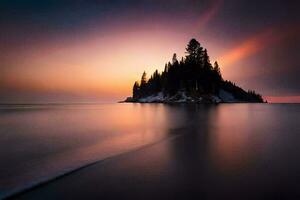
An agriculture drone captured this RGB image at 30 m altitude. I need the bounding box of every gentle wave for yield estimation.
[2,133,183,200]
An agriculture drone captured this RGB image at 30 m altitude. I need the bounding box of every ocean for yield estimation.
[0,103,299,199]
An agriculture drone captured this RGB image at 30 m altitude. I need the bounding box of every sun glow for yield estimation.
[1,29,190,100]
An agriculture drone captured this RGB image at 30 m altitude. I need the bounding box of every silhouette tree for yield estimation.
[186,38,203,64]
[213,61,221,77]
[129,38,264,103]
[172,53,178,65]
[202,49,212,70]
[140,71,147,97]
[133,81,140,99]
[141,71,147,85]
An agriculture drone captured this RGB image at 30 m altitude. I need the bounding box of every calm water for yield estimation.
[0,103,299,199]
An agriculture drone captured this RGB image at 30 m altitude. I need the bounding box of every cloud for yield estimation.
[196,0,224,30]
[218,24,300,67]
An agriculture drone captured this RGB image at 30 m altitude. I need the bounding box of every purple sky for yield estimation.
[0,0,299,103]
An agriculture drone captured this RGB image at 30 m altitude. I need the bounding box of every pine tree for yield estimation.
[164,63,168,73]
[203,49,212,70]
[213,61,221,75]
[186,39,200,60]
[140,71,147,97]
[141,71,147,86]
[133,81,140,99]
[186,38,203,65]
[172,53,178,65]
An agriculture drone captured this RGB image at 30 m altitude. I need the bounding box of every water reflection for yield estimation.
[104,104,300,199]
[208,104,281,173]
[1,104,300,199]
[209,104,258,172]
[0,104,186,197]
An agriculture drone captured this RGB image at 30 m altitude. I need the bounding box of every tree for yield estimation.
[140,71,147,97]
[213,61,221,75]
[140,71,147,86]
[185,39,204,88]
[133,81,140,99]
[203,49,212,70]
[152,70,162,93]
[213,61,222,79]
[164,63,169,73]
[185,38,203,65]
[172,53,178,65]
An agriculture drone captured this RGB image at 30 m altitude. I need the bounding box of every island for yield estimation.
[124,38,264,103]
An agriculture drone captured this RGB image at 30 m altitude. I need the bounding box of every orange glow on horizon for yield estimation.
[1,29,190,99]
[265,96,300,103]
[2,11,299,103]
[0,0,227,102]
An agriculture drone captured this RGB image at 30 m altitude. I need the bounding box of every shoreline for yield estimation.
[4,133,183,200]
[119,100,267,104]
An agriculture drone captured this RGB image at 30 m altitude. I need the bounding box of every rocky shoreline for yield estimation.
[122,90,266,104]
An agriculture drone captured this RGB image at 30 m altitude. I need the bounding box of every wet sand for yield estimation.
[11,122,300,200]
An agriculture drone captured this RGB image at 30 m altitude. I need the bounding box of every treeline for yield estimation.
[132,38,263,102]
[221,80,264,102]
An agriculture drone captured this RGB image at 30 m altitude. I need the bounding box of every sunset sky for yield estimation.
[0,0,299,103]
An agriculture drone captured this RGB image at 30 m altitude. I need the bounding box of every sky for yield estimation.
[0,0,299,103]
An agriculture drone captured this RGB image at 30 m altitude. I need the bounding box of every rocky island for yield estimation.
[124,38,264,103]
